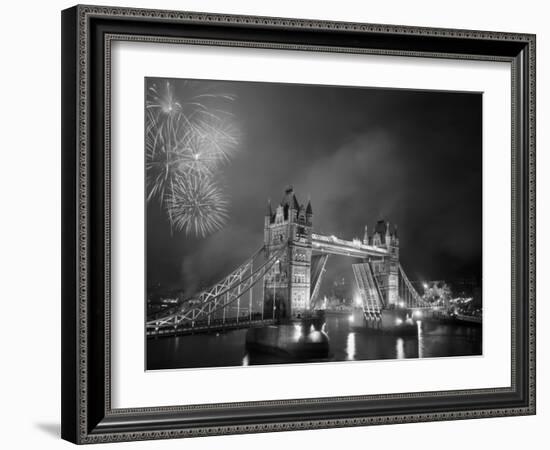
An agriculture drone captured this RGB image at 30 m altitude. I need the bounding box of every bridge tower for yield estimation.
[264,186,313,320]
[369,220,400,306]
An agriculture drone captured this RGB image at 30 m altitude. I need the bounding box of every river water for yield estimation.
[147,313,482,370]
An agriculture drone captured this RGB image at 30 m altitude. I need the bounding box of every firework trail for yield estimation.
[145,110,178,202]
[145,80,239,237]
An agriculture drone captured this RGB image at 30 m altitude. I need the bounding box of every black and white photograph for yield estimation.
[1,0,544,447]
[145,77,483,370]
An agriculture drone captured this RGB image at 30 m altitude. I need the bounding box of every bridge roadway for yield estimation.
[311,233,388,258]
[147,317,276,337]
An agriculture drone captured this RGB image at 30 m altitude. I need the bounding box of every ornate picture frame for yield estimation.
[61,5,536,444]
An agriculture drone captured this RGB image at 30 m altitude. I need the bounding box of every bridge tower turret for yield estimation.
[306,199,313,225]
[386,224,399,305]
[264,199,273,244]
[370,220,399,306]
[264,186,313,320]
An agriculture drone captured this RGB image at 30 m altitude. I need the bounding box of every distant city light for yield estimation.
[349,315,354,323]
[413,310,422,318]
[398,301,405,308]
[395,318,403,326]
[355,296,362,307]
[423,283,428,289]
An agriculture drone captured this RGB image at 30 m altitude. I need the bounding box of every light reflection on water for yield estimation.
[417,321,424,359]
[293,323,302,340]
[147,313,482,370]
[346,332,356,360]
[396,338,405,359]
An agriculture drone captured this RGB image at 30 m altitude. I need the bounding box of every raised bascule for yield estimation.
[147,186,431,336]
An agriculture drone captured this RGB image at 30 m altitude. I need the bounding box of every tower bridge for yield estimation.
[147,186,432,336]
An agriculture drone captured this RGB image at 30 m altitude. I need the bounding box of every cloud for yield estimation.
[178,223,260,296]
[294,129,406,238]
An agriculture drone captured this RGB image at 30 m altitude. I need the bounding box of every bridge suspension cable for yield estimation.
[310,254,329,309]
[146,246,283,332]
[398,263,430,308]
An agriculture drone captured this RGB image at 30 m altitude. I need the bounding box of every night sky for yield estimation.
[146,78,482,297]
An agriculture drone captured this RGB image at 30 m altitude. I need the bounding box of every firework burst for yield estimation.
[174,118,240,175]
[145,109,192,202]
[167,175,229,237]
[145,79,239,237]
[146,80,236,128]
[146,80,182,117]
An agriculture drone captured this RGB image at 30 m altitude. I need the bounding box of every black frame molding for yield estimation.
[61,4,536,444]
